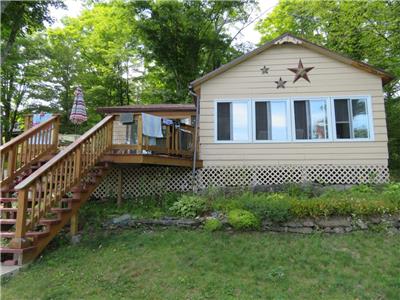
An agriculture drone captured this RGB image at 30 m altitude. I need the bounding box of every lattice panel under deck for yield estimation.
[93,166,193,198]
[196,165,389,189]
[93,165,389,198]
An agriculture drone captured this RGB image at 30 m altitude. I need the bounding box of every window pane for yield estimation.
[334,99,349,122]
[334,99,351,138]
[232,102,249,141]
[217,102,231,140]
[294,101,308,139]
[352,99,369,138]
[336,123,350,139]
[255,102,268,140]
[310,100,328,139]
[270,102,288,140]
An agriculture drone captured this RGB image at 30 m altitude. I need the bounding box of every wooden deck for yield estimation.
[102,153,202,168]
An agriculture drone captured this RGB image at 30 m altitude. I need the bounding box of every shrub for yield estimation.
[243,193,291,222]
[228,209,260,230]
[169,195,207,218]
[204,218,222,232]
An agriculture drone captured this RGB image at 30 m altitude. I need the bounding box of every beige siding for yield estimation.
[199,43,388,166]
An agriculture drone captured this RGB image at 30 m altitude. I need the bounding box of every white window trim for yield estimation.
[213,96,374,144]
[214,99,252,143]
[252,99,292,143]
[330,95,374,142]
[290,97,333,143]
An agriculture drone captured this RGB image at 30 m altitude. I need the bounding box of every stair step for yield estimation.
[0,219,16,225]
[0,208,17,213]
[2,259,18,266]
[0,246,36,254]
[51,207,72,213]
[0,198,17,203]
[39,218,61,225]
[0,230,49,238]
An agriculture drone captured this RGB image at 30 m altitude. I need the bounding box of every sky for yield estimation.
[49,0,279,45]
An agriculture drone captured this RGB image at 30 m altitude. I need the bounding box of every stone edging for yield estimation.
[103,214,400,234]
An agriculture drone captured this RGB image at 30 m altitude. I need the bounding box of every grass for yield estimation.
[2,229,400,299]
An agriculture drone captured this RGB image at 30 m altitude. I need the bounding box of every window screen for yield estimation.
[217,102,231,140]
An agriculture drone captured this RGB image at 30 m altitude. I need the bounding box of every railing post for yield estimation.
[74,146,82,181]
[7,145,16,180]
[108,119,113,149]
[9,189,31,249]
[137,114,143,153]
[24,115,32,132]
[52,115,60,149]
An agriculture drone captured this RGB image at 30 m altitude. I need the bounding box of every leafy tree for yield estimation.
[0,0,64,64]
[132,0,257,102]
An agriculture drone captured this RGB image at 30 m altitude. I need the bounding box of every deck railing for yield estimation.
[113,113,196,157]
[11,115,114,248]
[0,115,60,187]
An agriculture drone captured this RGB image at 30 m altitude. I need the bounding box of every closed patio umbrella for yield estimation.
[70,87,88,125]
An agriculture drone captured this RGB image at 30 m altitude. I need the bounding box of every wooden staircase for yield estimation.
[0,115,114,265]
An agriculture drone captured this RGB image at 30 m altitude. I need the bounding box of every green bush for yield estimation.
[228,209,260,230]
[169,195,208,218]
[204,218,222,232]
[243,193,291,222]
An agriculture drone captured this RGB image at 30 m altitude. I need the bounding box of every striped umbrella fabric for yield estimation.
[70,87,88,124]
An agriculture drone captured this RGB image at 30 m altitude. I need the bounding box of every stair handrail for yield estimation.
[10,115,114,249]
[0,115,60,187]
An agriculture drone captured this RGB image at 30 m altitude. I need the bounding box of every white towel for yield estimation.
[142,113,163,138]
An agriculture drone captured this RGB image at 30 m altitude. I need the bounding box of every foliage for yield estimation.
[0,0,64,64]
[228,209,260,230]
[132,0,257,102]
[242,193,292,222]
[169,194,208,218]
[204,218,222,232]
[212,184,400,221]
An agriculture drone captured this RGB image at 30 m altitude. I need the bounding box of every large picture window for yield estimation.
[334,98,370,139]
[293,99,329,140]
[216,101,250,141]
[255,101,288,141]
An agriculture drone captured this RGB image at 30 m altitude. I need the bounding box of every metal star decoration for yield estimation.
[288,59,314,83]
[275,77,287,89]
[260,65,269,74]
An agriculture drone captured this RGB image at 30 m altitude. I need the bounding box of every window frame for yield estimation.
[290,97,333,143]
[213,96,373,144]
[330,95,374,142]
[214,99,252,143]
[252,99,292,143]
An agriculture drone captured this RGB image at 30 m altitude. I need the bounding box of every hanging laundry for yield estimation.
[162,118,174,126]
[142,113,163,138]
[32,112,52,126]
[120,113,134,124]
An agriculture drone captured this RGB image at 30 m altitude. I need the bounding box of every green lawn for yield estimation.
[2,229,399,299]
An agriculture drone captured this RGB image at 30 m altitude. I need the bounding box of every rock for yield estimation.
[333,227,345,234]
[303,219,315,227]
[344,227,353,232]
[367,216,381,224]
[387,227,399,235]
[355,219,368,230]
[316,217,351,228]
[287,227,313,234]
[284,221,303,228]
[111,214,132,226]
[71,234,81,245]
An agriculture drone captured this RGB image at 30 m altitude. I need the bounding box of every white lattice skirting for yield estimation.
[92,165,389,198]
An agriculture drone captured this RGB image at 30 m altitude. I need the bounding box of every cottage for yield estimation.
[0,33,394,265]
